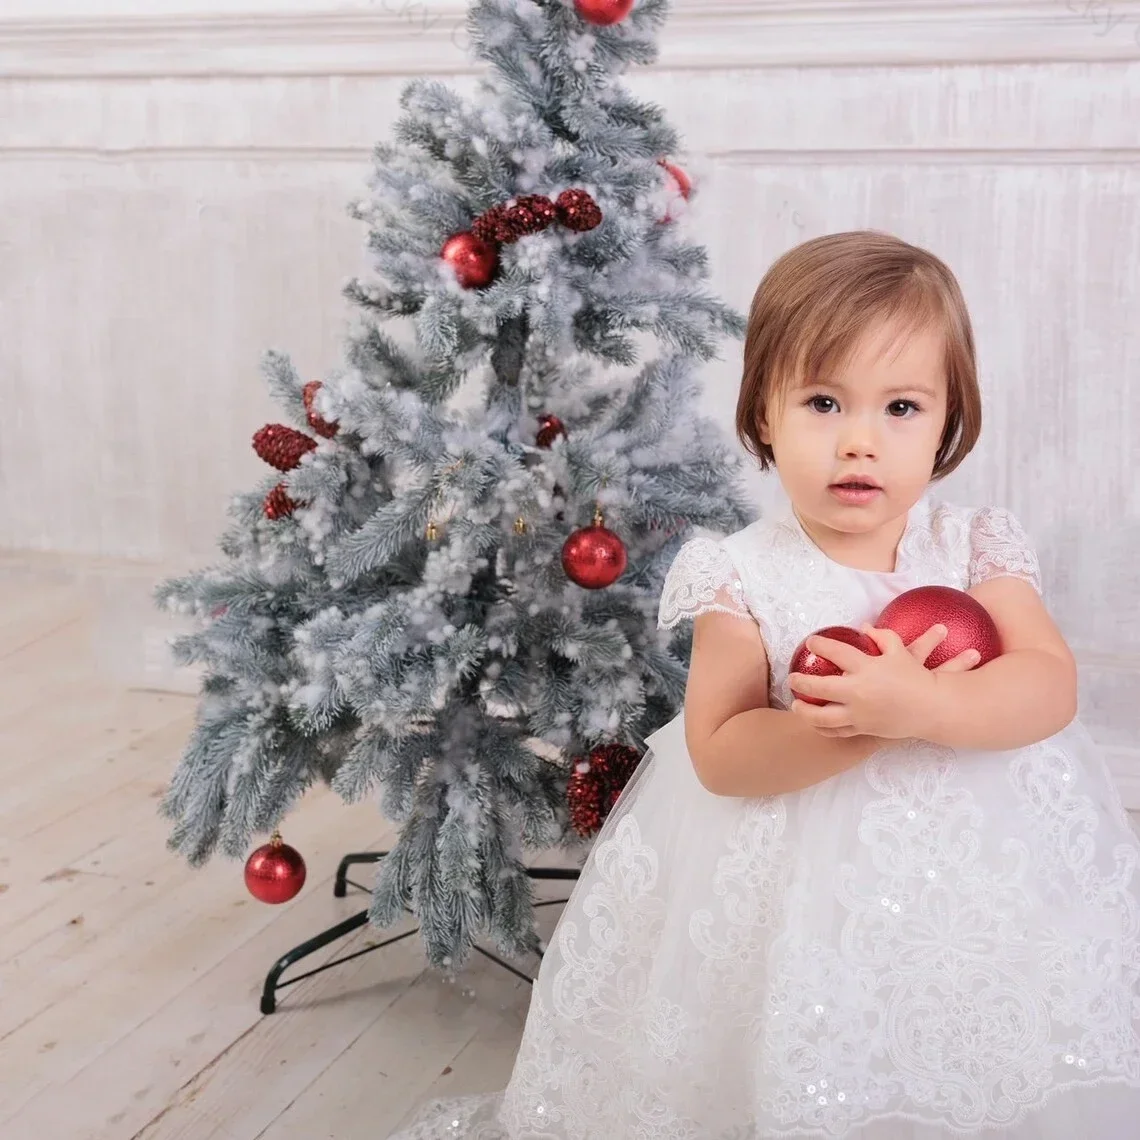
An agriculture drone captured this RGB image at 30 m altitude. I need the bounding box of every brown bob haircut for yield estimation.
[735,231,982,481]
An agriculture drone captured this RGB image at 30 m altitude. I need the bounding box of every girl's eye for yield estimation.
[887,399,920,418]
[807,396,837,413]
[805,395,922,416]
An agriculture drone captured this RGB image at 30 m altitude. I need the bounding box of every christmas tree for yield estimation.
[157,0,751,969]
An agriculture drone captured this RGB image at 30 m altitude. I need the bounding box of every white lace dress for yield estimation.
[388,495,1140,1138]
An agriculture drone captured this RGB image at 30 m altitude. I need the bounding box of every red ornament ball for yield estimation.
[244,833,306,904]
[573,0,635,25]
[302,380,339,439]
[440,231,498,289]
[567,743,641,837]
[562,515,627,589]
[876,585,1002,669]
[657,159,692,223]
[789,625,882,706]
[554,188,603,233]
[535,413,567,449]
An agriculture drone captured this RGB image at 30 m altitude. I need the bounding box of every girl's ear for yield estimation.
[757,415,771,446]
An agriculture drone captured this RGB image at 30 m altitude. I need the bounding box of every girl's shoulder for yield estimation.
[923,497,1036,548]
[922,497,1043,594]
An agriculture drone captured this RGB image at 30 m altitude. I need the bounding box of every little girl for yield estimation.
[392,231,1140,1137]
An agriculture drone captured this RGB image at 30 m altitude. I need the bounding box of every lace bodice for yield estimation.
[657,497,1042,710]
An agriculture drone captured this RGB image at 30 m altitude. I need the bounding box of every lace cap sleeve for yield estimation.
[657,537,751,630]
[967,506,1043,595]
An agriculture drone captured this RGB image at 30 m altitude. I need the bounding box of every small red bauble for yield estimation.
[554,189,603,233]
[302,380,339,439]
[244,833,306,904]
[562,508,627,589]
[876,585,1001,669]
[657,159,692,223]
[440,231,498,289]
[535,413,567,449]
[573,0,635,25]
[253,424,318,472]
[789,625,882,706]
[263,483,298,520]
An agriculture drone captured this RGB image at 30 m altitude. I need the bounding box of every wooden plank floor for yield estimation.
[8,567,1134,1140]
[0,570,554,1140]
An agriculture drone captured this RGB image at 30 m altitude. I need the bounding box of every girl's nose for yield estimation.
[839,423,878,459]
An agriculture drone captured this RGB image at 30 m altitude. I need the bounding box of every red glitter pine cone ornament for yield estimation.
[567,743,641,837]
[876,585,1002,669]
[554,189,603,233]
[562,507,628,589]
[789,625,882,706]
[263,483,297,520]
[471,204,513,244]
[253,424,318,471]
[473,195,557,243]
[535,413,566,449]
[440,231,499,289]
[506,194,558,237]
[573,0,636,26]
[302,380,339,439]
[244,832,307,904]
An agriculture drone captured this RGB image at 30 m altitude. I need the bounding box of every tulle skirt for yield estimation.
[388,714,1140,1138]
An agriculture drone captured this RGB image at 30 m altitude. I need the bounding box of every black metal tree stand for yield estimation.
[260,851,580,1014]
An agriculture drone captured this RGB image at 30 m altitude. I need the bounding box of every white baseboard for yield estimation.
[90,561,205,695]
[0,549,203,695]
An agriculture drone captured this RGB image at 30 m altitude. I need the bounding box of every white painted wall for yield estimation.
[2,1,1138,789]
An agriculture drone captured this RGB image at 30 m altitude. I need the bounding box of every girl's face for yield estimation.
[759,317,948,563]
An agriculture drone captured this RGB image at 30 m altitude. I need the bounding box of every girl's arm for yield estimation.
[920,575,1078,750]
[684,609,881,798]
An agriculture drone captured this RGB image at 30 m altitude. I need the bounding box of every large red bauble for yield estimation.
[789,625,882,706]
[244,834,307,904]
[574,0,635,26]
[562,521,627,589]
[876,585,1001,669]
[440,231,498,289]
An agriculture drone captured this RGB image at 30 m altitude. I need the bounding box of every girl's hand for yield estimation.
[788,623,980,739]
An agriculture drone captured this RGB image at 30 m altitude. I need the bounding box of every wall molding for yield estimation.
[4,145,1140,163]
[1,1,1139,79]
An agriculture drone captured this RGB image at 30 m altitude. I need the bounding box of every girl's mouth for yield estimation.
[829,483,882,504]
